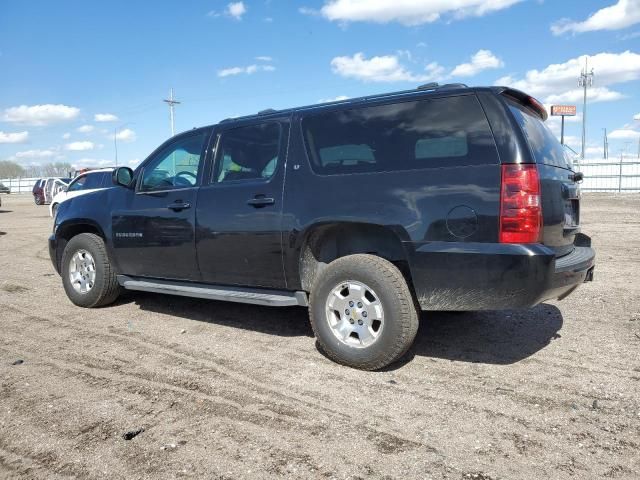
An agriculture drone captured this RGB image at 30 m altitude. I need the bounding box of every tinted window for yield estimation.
[302,95,497,175]
[83,172,105,189]
[214,123,281,183]
[141,133,207,191]
[508,101,573,170]
[67,175,87,192]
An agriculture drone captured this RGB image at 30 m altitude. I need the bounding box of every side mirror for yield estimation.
[113,167,134,188]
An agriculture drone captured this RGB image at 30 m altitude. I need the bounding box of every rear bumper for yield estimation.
[407,240,595,311]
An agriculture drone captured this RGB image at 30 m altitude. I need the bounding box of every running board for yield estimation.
[117,275,308,307]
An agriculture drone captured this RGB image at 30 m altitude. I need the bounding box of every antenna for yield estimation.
[578,56,594,160]
[163,88,181,136]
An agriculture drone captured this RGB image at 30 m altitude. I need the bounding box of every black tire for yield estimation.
[309,254,419,370]
[51,203,58,218]
[61,233,121,308]
[34,195,42,205]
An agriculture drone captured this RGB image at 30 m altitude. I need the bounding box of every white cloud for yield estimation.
[551,0,640,36]
[217,64,276,77]
[609,128,640,139]
[65,141,95,151]
[115,128,136,142]
[331,52,435,82]
[77,125,94,133]
[450,49,503,77]
[315,0,523,26]
[255,56,273,62]
[0,131,29,144]
[495,51,640,104]
[15,149,56,159]
[318,95,350,103]
[331,50,501,83]
[2,104,79,126]
[62,132,71,139]
[227,2,247,20]
[94,113,119,122]
[634,113,640,120]
[545,87,624,104]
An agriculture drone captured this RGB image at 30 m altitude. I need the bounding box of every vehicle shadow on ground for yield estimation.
[125,292,563,366]
[0,210,12,213]
[392,303,564,368]
[124,292,314,337]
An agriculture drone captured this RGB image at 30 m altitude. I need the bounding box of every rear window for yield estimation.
[302,95,498,175]
[507,101,573,170]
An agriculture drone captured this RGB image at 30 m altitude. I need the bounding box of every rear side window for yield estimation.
[214,122,281,183]
[82,173,104,190]
[507,101,573,170]
[302,95,498,175]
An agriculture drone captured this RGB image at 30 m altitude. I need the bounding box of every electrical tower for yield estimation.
[578,57,594,160]
[163,88,181,136]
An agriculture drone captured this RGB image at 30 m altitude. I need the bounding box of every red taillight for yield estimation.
[499,164,542,243]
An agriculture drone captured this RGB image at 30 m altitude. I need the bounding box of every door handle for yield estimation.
[247,196,275,208]
[167,201,191,211]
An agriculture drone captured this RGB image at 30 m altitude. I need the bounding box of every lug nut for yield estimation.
[362,311,368,318]
[349,319,355,324]
[349,301,354,307]
[358,319,363,326]
[357,301,363,308]
[345,309,350,316]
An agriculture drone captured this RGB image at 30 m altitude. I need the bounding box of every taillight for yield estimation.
[499,164,542,243]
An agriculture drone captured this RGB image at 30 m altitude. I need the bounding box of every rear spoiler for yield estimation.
[493,87,548,121]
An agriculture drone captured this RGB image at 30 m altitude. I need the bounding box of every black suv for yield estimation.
[49,84,595,370]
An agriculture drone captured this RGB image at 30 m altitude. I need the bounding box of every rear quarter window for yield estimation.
[302,95,498,175]
[507,101,573,170]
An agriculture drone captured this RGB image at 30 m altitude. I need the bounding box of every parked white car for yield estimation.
[50,168,114,217]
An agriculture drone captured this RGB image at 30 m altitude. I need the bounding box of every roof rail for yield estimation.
[438,83,468,90]
[258,108,277,115]
[417,82,439,90]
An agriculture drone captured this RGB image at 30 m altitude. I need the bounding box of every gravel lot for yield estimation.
[0,193,639,480]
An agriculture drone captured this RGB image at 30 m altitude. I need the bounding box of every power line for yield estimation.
[163,88,181,136]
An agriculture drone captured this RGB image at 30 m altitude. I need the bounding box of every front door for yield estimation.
[112,130,211,281]
[196,120,288,288]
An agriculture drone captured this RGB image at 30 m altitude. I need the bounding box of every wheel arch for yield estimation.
[296,222,413,292]
[54,220,109,273]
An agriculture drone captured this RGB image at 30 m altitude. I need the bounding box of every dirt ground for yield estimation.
[0,193,638,480]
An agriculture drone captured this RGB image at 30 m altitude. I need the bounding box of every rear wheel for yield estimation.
[61,233,120,308]
[34,195,42,205]
[309,254,419,370]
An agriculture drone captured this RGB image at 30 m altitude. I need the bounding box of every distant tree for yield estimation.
[0,160,25,178]
[41,162,73,177]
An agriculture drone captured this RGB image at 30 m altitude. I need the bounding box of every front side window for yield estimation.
[67,175,87,192]
[214,123,281,183]
[141,133,207,191]
[302,95,497,175]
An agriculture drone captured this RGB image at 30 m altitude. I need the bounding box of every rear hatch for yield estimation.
[504,95,580,257]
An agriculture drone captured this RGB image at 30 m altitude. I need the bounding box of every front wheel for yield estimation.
[51,203,58,218]
[61,233,121,308]
[309,254,419,370]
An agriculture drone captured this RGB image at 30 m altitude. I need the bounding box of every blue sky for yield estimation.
[1,0,639,170]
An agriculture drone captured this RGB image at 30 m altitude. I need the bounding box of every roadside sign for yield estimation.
[551,105,577,116]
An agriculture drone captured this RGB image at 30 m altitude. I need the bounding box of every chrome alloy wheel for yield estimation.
[325,280,384,348]
[69,249,96,294]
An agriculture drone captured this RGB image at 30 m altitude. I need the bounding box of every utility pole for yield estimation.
[578,56,594,160]
[163,88,181,136]
[603,128,608,160]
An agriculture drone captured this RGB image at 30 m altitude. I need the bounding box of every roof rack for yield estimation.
[258,108,277,115]
[417,82,439,90]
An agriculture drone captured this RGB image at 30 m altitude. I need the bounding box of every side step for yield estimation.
[117,275,308,307]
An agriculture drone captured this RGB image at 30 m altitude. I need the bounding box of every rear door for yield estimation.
[506,99,579,257]
[195,119,288,288]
